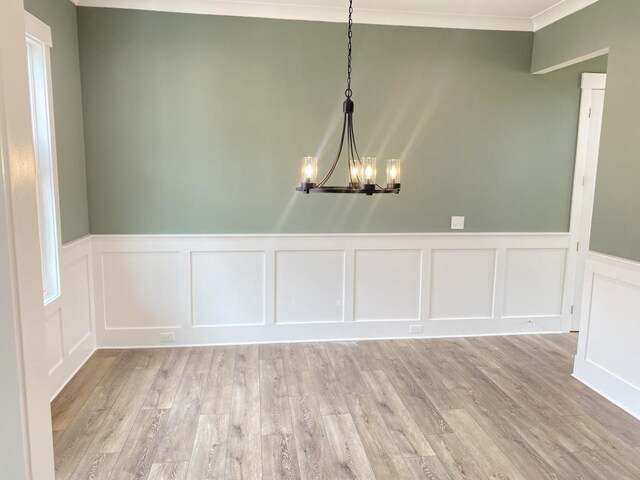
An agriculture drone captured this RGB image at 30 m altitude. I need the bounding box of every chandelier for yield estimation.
[296,0,401,196]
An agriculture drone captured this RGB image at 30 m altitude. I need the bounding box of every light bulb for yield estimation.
[365,166,373,179]
[304,165,314,178]
[390,165,398,181]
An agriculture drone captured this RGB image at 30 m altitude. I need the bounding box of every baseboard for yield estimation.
[573,359,640,421]
[49,341,96,401]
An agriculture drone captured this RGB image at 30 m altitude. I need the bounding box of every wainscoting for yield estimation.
[45,236,96,398]
[90,233,573,348]
[574,252,640,419]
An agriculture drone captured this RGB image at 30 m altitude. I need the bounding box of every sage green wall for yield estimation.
[77,8,605,235]
[24,0,89,243]
[533,0,640,261]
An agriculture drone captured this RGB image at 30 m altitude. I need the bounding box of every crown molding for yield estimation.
[74,0,536,31]
[72,0,601,32]
[532,0,599,31]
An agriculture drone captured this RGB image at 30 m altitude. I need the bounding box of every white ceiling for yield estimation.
[74,0,600,31]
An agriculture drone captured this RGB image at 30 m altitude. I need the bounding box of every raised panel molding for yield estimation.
[101,251,181,329]
[192,251,265,326]
[354,249,422,321]
[62,255,93,354]
[575,252,640,420]
[45,309,64,374]
[90,233,572,348]
[47,236,97,399]
[430,249,496,320]
[275,250,345,324]
[503,248,566,317]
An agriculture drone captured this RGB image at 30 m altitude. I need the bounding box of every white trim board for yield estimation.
[565,73,606,331]
[72,0,601,32]
[46,235,97,399]
[89,232,574,348]
[574,251,640,420]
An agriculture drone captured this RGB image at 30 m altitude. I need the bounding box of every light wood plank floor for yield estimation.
[51,334,640,479]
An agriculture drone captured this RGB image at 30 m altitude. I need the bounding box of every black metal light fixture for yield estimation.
[296,0,401,196]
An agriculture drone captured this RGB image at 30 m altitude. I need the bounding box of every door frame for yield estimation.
[0,0,56,477]
[565,72,607,332]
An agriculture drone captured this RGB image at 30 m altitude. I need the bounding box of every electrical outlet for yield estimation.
[159,332,175,344]
[409,324,423,335]
[451,216,465,230]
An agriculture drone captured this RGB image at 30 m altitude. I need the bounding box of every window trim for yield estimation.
[24,12,62,305]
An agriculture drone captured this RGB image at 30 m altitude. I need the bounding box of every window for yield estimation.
[25,13,61,304]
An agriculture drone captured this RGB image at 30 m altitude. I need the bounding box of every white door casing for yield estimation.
[0,0,56,478]
[567,73,606,331]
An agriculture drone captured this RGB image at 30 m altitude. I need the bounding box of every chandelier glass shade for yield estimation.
[296,0,402,196]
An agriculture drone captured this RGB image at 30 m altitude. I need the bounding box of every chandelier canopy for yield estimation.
[296,0,402,196]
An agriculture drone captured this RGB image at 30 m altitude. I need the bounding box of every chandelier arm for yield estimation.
[347,117,354,182]
[348,114,362,163]
[347,116,361,184]
[317,113,348,187]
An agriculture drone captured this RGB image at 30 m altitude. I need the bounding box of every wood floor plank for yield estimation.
[148,462,190,480]
[289,396,327,480]
[498,409,602,479]
[110,408,169,479]
[186,414,229,480]
[441,409,525,480]
[282,344,314,397]
[322,414,375,480]
[262,434,301,480]
[261,359,293,436]
[324,342,368,395]
[304,345,348,415]
[403,455,453,480]
[54,386,113,480]
[447,387,559,480]
[51,355,117,431]
[397,346,460,411]
[201,347,236,415]
[347,342,380,372]
[143,347,192,410]
[68,453,118,480]
[361,370,434,457]
[225,345,262,480]
[260,344,284,361]
[377,356,452,435]
[426,433,486,480]
[95,350,143,409]
[345,394,410,479]
[155,348,213,463]
[86,349,166,454]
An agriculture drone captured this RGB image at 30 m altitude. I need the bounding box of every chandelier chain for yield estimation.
[346,0,353,98]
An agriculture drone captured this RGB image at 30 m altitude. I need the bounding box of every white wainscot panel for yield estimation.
[430,249,496,319]
[102,251,181,329]
[585,274,640,388]
[276,250,344,323]
[354,249,422,321]
[45,309,63,373]
[503,248,566,317]
[62,255,93,354]
[192,251,265,326]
